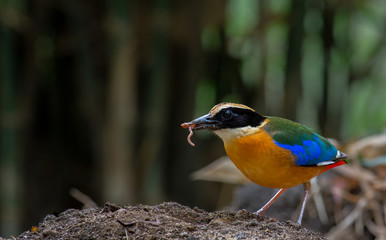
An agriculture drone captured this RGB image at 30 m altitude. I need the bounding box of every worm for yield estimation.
[181,122,195,146]
[187,125,195,146]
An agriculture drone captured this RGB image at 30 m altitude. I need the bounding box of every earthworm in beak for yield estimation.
[181,123,195,146]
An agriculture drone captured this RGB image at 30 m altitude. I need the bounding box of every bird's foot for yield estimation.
[296,219,302,226]
[287,219,301,228]
[254,208,266,216]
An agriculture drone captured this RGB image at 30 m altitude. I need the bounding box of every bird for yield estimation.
[181,102,348,225]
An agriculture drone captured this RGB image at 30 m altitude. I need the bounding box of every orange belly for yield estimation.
[223,130,328,188]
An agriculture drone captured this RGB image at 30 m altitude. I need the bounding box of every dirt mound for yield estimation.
[16,202,324,239]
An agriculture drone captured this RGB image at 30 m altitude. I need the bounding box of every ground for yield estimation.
[13,202,325,240]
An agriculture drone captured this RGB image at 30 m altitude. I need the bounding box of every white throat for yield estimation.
[213,119,268,143]
[213,126,261,143]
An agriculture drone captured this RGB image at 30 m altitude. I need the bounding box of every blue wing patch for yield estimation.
[264,116,339,166]
[274,135,337,166]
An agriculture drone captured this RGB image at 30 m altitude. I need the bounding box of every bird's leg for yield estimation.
[297,182,311,225]
[256,188,287,216]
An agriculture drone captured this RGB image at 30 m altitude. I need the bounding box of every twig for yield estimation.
[365,219,386,240]
[383,198,386,226]
[69,188,98,209]
[117,219,137,227]
[311,178,328,224]
[124,229,129,240]
[326,196,368,239]
[370,199,386,240]
[354,209,363,238]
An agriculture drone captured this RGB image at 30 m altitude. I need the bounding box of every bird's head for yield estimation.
[182,103,267,142]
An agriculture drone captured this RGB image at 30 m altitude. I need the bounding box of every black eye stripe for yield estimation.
[212,107,266,128]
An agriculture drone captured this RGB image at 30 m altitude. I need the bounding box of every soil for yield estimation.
[13,202,325,240]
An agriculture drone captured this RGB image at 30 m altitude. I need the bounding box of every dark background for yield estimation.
[1,0,386,237]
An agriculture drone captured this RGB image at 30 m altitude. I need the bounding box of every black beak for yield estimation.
[181,114,221,130]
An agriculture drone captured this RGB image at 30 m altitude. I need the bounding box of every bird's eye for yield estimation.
[222,110,233,120]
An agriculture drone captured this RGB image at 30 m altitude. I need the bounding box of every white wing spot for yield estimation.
[316,161,335,166]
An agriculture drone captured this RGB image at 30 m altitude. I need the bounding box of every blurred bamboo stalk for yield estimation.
[0,7,21,236]
[101,0,137,204]
[137,1,170,203]
[319,2,334,135]
[283,0,305,120]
